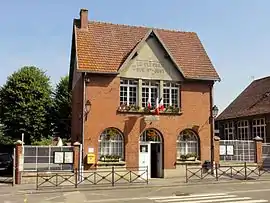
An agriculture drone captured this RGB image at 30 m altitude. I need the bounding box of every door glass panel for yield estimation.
[140,145,148,152]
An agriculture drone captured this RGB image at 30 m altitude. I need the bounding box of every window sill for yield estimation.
[117,109,183,116]
[96,161,126,166]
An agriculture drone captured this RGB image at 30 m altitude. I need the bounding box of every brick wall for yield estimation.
[74,74,213,170]
[71,75,83,144]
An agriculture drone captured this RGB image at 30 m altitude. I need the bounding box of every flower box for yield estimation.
[100,155,122,162]
[179,153,198,161]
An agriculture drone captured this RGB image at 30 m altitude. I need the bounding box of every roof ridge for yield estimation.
[253,75,270,82]
[81,19,196,34]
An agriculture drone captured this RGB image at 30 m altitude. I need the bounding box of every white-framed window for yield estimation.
[177,129,199,159]
[237,120,250,140]
[163,82,180,108]
[252,118,266,142]
[142,80,159,107]
[224,121,235,140]
[120,79,138,106]
[98,128,124,160]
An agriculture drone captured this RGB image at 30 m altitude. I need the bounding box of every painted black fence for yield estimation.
[36,166,148,190]
[185,162,270,183]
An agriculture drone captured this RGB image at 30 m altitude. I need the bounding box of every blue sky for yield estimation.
[1,1,270,113]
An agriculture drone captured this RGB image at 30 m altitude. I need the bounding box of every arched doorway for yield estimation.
[139,128,163,178]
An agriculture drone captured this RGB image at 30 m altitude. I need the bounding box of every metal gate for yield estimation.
[23,145,74,171]
[220,140,255,162]
[262,143,270,167]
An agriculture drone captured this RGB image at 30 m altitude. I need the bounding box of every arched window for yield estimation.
[98,128,124,161]
[177,129,199,159]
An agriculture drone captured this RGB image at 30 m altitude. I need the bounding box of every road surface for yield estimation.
[2,180,270,202]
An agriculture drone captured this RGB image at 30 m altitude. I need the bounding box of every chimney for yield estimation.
[80,8,88,30]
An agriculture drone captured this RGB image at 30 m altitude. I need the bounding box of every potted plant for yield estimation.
[180,154,186,161]
[164,105,180,113]
[186,153,197,161]
[100,155,105,162]
[129,104,140,112]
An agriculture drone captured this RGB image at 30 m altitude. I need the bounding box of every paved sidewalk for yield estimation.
[2,176,270,196]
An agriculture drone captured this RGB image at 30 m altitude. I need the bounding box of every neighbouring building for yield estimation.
[69,8,220,178]
[216,76,270,163]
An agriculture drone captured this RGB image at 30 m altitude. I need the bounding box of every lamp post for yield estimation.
[211,105,219,171]
[84,100,91,117]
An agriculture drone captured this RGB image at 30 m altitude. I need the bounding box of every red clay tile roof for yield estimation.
[73,20,220,81]
[216,76,270,121]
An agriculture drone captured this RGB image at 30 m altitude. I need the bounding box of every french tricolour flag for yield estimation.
[159,98,164,111]
[155,97,160,115]
[147,94,151,109]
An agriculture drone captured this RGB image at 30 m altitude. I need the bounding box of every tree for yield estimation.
[52,75,71,140]
[0,66,53,144]
[0,123,14,145]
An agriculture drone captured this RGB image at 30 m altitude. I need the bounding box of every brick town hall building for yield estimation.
[69,9,220,178]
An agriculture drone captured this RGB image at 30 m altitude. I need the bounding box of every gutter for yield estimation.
[210,83,214,168]
[81,72,86,170]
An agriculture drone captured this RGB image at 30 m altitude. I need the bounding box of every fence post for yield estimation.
[215,163,218,181]
[112,166,115,187]
[15,140,23,185]
[146,166,148,184]
[55,173,58,187]
[244,162,247,180]
[185,164,188,183]
[36,170,39,190]
[73,142,81,172]
[214,136,220,166]
[254,136,263,167]
[75,169,78,188]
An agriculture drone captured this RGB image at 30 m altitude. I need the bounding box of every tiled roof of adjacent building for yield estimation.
[72,17,220,81]
[216,76,270,121]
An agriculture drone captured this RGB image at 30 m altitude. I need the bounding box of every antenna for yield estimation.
[251,76,255,81]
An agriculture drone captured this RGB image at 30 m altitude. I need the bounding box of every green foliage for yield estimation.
[0,124,14,145]
[52,76,71,140]
[31,137,53,146]
[0,66,53,144]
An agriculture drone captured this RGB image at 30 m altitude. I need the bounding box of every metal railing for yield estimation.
[185,163,270,183]
[36,166,148,190]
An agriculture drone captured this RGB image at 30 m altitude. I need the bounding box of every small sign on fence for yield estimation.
[64,152,73,164]
[220,145,234,156]
[227,145,234,155]
[54,152,64,164]
[220,145,226,155]
[54,151,74,164]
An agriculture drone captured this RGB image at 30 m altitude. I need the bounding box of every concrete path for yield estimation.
[2,179,270,202]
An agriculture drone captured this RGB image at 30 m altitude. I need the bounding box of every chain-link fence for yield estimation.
[220,140,255,162]
[23,145,74,171]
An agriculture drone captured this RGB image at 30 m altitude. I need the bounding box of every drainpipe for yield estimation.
[81,72,86,172]
[210,82,214,172]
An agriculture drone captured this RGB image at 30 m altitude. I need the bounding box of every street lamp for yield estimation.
[85,99,91,115]
[212,105,219,118]
[211,105,219,173]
